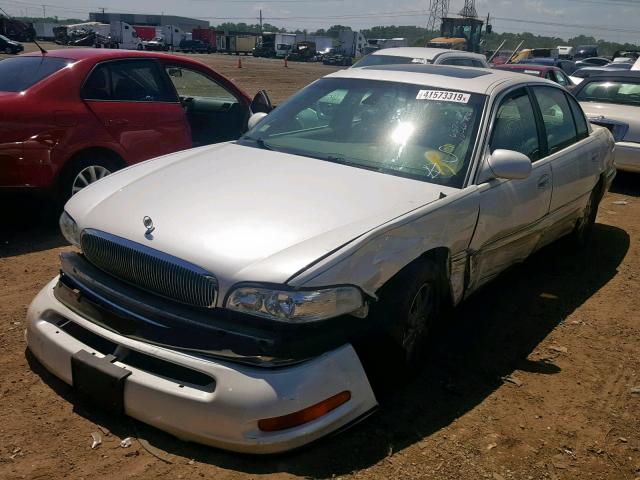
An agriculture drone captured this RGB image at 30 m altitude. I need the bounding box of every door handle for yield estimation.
[537,174,550,189]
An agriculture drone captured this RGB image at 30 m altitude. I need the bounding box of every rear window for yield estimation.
[354,55,428,67]
[576,81,640,106]
[0,56,72,92]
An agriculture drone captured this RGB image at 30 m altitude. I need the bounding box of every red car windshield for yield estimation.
[0,56,72,92]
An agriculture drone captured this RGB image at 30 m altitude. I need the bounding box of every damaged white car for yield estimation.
[27,65,616,453]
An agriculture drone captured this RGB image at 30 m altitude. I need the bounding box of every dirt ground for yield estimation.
[1,43,640,480]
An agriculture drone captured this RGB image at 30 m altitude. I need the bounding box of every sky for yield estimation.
[3,0,640,44]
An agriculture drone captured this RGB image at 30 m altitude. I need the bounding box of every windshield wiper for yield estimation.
[241,136,273,151]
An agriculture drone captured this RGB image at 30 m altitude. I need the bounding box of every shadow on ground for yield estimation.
[609,171,639,197]
[0,194,64,257]
[26,222,630,477]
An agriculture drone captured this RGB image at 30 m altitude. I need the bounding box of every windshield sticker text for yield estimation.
[416,90,471,103]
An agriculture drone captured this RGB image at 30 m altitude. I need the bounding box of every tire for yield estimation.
[58,154,120,205]
[4,47,12,54]
[570,182,602,246]
[376,258,444,370]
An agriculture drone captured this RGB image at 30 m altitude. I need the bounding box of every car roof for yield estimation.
[370,47,484,60]
[495,64,559,72]
[327,63,556,95]
[22,48,197,63]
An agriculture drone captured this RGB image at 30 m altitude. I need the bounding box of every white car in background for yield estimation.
[575,71,640,172]
[353,47,490,68]
[27,64,615,454]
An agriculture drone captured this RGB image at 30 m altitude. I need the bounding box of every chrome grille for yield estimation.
[81,229,218,308]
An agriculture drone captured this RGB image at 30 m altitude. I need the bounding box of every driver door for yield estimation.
[468,88,553,291]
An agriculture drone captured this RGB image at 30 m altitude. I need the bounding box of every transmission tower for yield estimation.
[426,0,449,33]
[459,0,477,18]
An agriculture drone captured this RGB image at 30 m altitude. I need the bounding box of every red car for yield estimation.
[493,63,575,90]
[0,49,271,200]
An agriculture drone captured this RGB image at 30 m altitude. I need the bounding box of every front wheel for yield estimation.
[377,258,444,370]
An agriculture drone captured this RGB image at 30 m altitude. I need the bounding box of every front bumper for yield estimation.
[26,277,378,453]
[614,141,640,173]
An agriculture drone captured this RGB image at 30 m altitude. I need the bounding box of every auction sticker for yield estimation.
[416,90,470,103]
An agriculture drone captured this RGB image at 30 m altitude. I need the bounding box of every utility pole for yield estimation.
[426,0,449,33]
[259,9,262,32]
[41,4,45,19]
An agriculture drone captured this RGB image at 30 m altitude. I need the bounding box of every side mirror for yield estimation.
[251,89,273,113]
[486,149,532,180]
[247,112,268,130]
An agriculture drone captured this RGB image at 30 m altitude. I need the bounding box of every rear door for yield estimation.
[164,64,249,146]
[531,86,598,216]
[81,59,191,162]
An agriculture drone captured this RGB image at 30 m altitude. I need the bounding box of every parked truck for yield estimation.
[225,34,257,55]
[0,15,34,42]
[254,32,294,58]
[33,22,57,40]
[161,25,185,49]
[95,21,143,50]
[323,30,367,65]
[192,27,217,51]
[133,25,156,42]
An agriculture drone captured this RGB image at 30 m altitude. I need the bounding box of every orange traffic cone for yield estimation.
[284,56,288,68]
[238,57,242,68]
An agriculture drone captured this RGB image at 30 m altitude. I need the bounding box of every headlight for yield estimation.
[227,286,366,323]
[59,211,81,247]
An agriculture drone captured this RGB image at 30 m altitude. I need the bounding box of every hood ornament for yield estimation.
[143,216,155,235]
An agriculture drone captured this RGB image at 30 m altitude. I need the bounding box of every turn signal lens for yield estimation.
[258,391,351,432]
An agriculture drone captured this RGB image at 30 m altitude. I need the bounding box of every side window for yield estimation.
[109,60,177,102]
[82,63,110,100]
[166,67,237,102]
[532,86,578,154]
[566,93,589,139]
[553,70,568,86]
[490,89,540,161]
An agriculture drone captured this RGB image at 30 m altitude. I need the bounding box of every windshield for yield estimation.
[354,55,430,67]
[239,78,485,187]
[577,81,640,106]
[0,57,72,92]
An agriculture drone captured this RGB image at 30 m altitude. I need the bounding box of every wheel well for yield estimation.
[376,247,452,306]
[595,173,606,202]
[58,147,126,182]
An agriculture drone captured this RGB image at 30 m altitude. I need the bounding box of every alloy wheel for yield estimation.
[402,283,434,356]
[71,165,111,195]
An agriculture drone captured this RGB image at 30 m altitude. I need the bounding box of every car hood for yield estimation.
[580,101,640,143]
[67,142,455,290]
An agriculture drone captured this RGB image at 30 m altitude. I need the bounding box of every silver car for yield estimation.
[27,64,615,453]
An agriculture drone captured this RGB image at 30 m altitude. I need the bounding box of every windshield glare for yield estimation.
[240,78,485,187]
[577,81,640,106]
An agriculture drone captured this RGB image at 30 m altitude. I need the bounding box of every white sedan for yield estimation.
[27,64,615,453]
[574,70,640,172]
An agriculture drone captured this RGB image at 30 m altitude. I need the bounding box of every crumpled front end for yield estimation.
[26,276,378,453]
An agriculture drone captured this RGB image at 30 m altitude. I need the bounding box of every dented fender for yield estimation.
[289,187,481,305]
